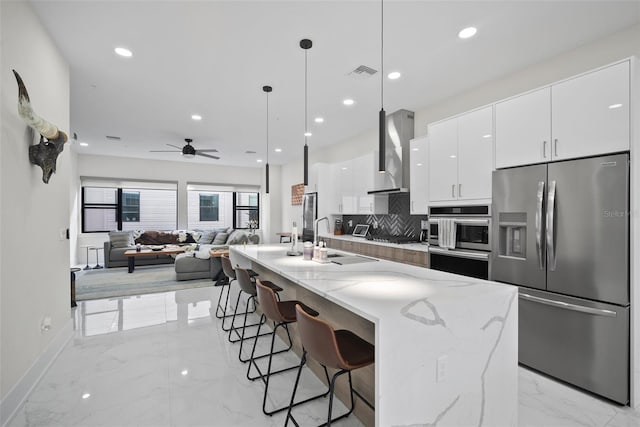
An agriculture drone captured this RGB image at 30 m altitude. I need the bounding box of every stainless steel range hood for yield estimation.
[368,109,415,194]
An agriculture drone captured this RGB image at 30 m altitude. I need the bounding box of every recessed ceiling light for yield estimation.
[449,155,457,158]
[609,103,623,109]
[341,167,348,170]
[388,71,401,80]
[274,148,282,153]
[114,47,133,57]
[483,134,492,138]
[343,99,355,106]
[458,27,477,39]
[314,117,324,123]
[181,370,188,376]
[82,393,91,400]
[412,148,419,151]
[416,163,423,166]
[191,114,202,121]
[79,142,89,147]
[257,159,263,163]
[304,132,312,137]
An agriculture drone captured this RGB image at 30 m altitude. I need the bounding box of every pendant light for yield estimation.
[300,38,312,185]
[378,0,386,173]
[263,85,272,194]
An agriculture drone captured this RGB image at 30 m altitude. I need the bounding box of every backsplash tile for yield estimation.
[342,193,427,238]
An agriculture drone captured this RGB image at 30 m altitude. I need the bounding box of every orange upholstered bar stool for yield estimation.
[247,279,330,416]
[285,304,375,427]
[229,267,282,362]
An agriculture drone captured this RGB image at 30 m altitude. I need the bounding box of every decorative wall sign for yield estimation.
[291,183,304,205]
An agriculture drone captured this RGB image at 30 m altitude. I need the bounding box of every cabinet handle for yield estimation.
[451,184,455,198]
[458,184,462,198]
[554,139,558,157]
[411,201,414,212]
[542,140,547,158]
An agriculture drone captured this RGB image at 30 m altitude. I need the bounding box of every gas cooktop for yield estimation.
[366,235,418,244]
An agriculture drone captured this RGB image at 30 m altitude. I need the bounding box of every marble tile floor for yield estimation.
[8,286,640,427]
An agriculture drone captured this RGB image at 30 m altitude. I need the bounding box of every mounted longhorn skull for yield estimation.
[13,70,68,184]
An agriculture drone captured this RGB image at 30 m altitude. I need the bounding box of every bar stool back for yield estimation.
[217,255,237,330]
[285,304,375,426]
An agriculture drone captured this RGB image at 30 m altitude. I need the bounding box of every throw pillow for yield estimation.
[212,232,228,245]
[198,230,217,244]
[227,230,248,245]
[194,251,211,260]
[109,231,133,248]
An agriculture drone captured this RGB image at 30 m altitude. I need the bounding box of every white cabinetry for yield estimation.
[551,61,630,160]
[495,60,630,168]
[495,88,551,168]
[327,154,387,215]
[409,136,428,214]
[428,106,493,203]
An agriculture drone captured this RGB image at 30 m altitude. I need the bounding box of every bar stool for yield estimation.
[285,304,375,427]
[229,267,282,363]
[247,280,330,416]
[217,256,238,330]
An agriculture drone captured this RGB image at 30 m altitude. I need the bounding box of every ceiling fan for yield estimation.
[150,138,220,159]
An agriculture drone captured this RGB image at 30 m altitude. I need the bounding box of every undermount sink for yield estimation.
[330,255,378,265]
[327,253,344,258]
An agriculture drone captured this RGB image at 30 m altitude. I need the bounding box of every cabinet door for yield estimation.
[325,163,344,214]
[552,61,630,160]
[495,87,551,168]
[458,106,494,200]
[338,160,357,214]
[428,119,458,202]
[409,136,429,214]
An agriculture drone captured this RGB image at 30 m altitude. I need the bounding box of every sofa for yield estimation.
[103,229,260,280]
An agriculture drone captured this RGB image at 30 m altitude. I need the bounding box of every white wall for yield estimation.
[0,0,72,423]
[281,23,640,407]
[74,154,273,264]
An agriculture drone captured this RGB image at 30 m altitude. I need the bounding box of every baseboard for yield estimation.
[0,318,73,427]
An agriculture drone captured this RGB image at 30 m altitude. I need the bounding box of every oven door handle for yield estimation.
[428,218,490,225]
[429,246,489,260]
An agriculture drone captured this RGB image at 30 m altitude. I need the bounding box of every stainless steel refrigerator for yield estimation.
[491,153,630,404]
[302,192,318,242]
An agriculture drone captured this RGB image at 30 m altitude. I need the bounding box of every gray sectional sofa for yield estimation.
[103,228,260,280]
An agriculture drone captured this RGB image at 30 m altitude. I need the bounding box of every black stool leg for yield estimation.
[284,351,332,425]
[247,321,294,381]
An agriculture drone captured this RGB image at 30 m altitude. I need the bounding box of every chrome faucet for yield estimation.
[314,217,329,246]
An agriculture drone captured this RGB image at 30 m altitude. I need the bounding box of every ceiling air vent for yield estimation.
[348,65,378,80]
[105,135,121,141]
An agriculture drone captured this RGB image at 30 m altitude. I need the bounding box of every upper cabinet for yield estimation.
[409,136,428,214]
[429,106,494,203]
[551,61,630,160]
[496,60,630,168]
[495,88,551,168]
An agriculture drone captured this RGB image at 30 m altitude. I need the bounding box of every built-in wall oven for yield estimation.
[428,205,491,279]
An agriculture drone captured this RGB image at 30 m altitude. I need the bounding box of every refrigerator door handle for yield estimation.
[519,293,617,318]
[536,181,545,270]
[546,180,557,271]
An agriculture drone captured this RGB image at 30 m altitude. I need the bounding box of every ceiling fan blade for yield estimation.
[196,148,219,153]
[196,152,220,160]
[166,144,182,150]
[150,150,180,153]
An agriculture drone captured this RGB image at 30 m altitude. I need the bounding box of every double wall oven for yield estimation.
[428,205,491,279]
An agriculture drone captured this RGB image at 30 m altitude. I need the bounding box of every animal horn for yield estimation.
[12,70,67,142]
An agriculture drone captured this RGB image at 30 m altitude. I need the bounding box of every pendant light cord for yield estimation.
[381,0,384,109]
[266,91,269,163]
[304,49,308,143]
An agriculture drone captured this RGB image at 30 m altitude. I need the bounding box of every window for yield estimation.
[199,194,219,221]
[122,191,140,222]
[82,185,177,232]
[234,192,259,229]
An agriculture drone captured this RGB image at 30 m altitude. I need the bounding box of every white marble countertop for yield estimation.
[231,244,518,426]
[318,232,429,252]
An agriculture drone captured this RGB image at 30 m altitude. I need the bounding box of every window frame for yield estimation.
[233,192,260,230]
[199,193,220,222]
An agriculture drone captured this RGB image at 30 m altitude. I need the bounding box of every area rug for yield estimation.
[75,265,215,301]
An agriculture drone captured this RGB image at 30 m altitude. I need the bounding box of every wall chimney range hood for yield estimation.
[368,109,414,194]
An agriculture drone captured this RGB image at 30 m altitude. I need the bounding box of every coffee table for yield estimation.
[124,247,186,273]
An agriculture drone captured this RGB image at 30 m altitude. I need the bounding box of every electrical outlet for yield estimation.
[41,316,52,333]
[436,355,448,382]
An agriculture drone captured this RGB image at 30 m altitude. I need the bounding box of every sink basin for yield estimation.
[327,253,344,258]
[330,255,378,265]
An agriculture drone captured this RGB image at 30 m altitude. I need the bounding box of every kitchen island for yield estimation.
[231,244,517,427]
